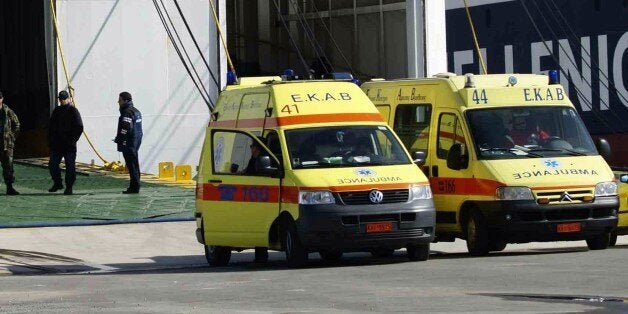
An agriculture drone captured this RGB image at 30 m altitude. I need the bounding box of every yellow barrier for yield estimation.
[159,162,175,180]
[175,165,192,182]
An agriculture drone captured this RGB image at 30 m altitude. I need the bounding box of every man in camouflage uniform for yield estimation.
[0,91,20,195]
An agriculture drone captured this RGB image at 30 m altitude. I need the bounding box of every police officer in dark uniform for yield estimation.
[114,91,143,194]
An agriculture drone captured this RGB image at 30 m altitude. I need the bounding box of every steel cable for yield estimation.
[152,0,213,108]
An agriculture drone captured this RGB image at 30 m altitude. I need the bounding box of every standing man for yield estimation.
[114,92,143,194]
[0,91,20,195]
[48,91,83,195]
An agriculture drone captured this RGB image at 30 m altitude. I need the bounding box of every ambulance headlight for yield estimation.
[595,182,617,196]
[411,185,432,200]
[495,187,534,200]
[299,191,335,205]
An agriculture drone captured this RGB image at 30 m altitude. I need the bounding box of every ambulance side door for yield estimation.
[205,129,281,247]
[428,111,472,233]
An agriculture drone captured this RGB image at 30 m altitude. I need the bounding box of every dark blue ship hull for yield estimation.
[446,0,628,168]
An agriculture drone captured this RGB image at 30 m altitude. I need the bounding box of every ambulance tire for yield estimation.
[319,249,343,262]
[285,223,308,267]
[370,248,395,258]
[466,209,490,256]
[407,243,430,261]
[205,245,231,267]
[489,240,507,252]
[254,247,269,263]
[586,232,610,250]
[609,231,618,247]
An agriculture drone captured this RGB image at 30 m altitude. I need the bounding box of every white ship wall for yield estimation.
[55,0,225,175]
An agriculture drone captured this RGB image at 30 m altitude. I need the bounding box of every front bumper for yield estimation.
[478,196,618,243]
[295,199,435,250]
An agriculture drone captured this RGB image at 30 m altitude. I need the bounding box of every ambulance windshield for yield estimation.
[285,125,410,169]
[466,106,598,159]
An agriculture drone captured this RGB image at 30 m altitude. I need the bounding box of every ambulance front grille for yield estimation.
[338,189,410,205]
[534,189,594,205]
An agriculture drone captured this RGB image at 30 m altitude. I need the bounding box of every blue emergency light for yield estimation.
[284,68,296,77]
[282,69,297,81]
[548,69,560,85]
[322,72,354,80]
[227,70,238,85]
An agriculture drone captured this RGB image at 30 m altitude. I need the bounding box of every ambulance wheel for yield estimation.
[609,231,618,247]
[370,247,395,258]
[489,240,507,252]
[205,245,231,267]
[285,223,308,267]
[466,209,490,256]
[586,232,610,250]
[407,243,430,261]
[319,249,343,262]
[254,247,269,263]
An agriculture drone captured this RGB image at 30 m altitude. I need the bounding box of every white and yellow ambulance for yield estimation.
[195,74,435,267]
[362,72,619,255]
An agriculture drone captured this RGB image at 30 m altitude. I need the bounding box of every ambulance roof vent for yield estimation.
[238,76,282,86]
[433,72,457,78]
[464,73,476,88]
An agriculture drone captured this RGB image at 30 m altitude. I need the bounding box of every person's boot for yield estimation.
[64,186,73,195]
[6,184,19,195]
[48,182,64,192]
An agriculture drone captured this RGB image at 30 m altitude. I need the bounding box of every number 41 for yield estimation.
[281,104,300,114]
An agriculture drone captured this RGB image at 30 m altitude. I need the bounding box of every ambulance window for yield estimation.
[437,113,466,159]
[393,104,431,154]
[212,131,277,176]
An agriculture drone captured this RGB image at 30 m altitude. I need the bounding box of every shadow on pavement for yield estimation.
[2,245,609,276]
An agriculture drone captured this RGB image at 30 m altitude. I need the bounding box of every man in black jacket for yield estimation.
[114,91,143,194]
[48,90,83,195]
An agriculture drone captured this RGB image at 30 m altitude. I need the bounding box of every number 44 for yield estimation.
[472,89,488,104]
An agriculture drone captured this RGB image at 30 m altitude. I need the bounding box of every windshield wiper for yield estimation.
[527,148,587,156]
[481,147,541,157]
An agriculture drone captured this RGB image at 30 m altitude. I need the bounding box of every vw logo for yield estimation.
[369,190,384,204]
[560,191,573,202]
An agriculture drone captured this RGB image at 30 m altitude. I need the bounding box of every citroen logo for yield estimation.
[369,190,384,204]
[560,191,573,202]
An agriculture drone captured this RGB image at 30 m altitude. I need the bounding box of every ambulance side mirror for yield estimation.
[447,143,468,170]
[595,138,611,161]
[412,151,426,166]
[258,155,283,178]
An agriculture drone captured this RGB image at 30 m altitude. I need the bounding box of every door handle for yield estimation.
[209,179,222,183]
[431,165,439,178]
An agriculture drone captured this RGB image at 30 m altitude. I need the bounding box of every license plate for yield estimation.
[557,222,581,233]
[366,222,393,233]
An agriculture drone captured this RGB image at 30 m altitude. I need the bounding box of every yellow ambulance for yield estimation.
[362,72,619,256]
[195,74,435,267]
[610,173,628,245]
